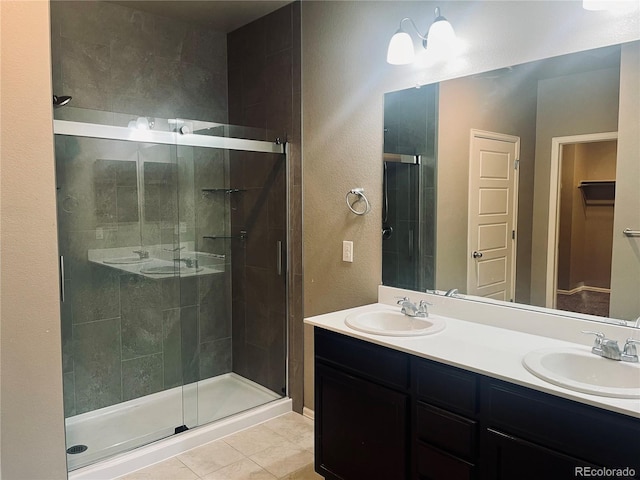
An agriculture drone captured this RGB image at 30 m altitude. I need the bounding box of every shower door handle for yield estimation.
[277,241,283,276]
[59,256,65,302]
[408,229,414,259]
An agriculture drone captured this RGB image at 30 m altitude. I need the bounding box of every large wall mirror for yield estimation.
[383,41,640,327]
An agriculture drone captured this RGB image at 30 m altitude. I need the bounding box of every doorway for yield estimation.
[547,133,618,317]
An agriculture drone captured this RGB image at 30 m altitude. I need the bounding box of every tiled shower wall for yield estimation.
[51,0,232,416]
[51,0,304,417]
[50,1,228,121]
[227,3,303,412]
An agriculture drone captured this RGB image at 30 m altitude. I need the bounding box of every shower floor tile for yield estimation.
[117,412,322,480]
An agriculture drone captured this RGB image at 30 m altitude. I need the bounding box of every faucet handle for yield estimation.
[623,338,640,357]
[417,300,432,317]
[395,296,410,305]
[581,330,605,347]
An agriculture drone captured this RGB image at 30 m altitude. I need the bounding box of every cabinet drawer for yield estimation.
[485,379,640,472]
[416,402,477,461]
[485,429,606,480]
[416,442,475,480]
[413,357,478,416]
[315,328,409,390]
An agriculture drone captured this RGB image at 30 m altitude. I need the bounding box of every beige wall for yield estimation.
[302,1,639,410]
[0,1,67,478]
[610,42,640,320]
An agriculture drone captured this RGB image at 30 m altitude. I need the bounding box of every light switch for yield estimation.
[343,241,354,262]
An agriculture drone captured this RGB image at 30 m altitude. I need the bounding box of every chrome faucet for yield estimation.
[582,331,639,363]
[133,249,149,260]
[396,297,430,318]
[601,338,622,361]
[444,288,459,297]
[175,257,198,268]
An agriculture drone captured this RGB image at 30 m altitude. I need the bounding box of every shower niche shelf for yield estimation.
[578,180,615,206]
[201,188,246,196]
[203,230,247,241]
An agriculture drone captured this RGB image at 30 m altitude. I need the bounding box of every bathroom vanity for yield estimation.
[306,289,640,480]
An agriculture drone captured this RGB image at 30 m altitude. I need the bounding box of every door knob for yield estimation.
[472,251,483,259]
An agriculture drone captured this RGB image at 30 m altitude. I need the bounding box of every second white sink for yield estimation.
[140,265,204,275]
[103,256,152,265]
[523,347,640,398]
[345,310,446,336]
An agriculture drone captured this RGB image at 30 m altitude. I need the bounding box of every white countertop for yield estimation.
[88,244,225,279]
[305,301,640,419]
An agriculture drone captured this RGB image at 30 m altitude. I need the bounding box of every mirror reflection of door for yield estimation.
[467,130,520,301]
[554,138,617,317]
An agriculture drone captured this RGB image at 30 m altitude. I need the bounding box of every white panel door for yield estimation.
[467,131,520,301]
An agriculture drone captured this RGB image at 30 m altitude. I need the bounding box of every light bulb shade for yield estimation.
[583,0,637,10]
[387,30,415,65]
[426,17,456,57]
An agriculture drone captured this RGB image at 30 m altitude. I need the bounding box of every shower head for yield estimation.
[53,95,72,108]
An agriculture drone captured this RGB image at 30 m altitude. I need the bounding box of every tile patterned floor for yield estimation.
[117,413,323,480]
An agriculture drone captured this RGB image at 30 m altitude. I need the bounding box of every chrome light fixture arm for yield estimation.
[398,17,428,42]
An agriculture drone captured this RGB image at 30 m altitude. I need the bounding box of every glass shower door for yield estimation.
[55,131,185,470]
[175,120,288,430]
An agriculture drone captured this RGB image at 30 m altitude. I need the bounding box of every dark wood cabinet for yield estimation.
[314,329,410,479]
[315,363,409,479]
[313,328,640,480]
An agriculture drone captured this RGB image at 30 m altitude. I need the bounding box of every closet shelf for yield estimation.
[578,180,615,205]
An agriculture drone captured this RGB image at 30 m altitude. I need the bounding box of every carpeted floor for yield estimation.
[556,290,610,317]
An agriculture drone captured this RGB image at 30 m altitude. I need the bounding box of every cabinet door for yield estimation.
[484,429,615,480]
[315,362,409,480]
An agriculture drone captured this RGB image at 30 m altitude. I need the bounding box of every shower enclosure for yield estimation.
[54,107,288,470]
[382,84,438,292]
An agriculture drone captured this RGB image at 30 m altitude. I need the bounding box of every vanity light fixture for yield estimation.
[386,7,456,65]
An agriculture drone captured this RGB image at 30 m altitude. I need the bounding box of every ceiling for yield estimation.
[109,0,292,33]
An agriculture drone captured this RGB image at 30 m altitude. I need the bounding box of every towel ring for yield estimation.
[346,188,371,216]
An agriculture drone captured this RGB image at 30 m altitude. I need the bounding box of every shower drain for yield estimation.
[66,445,88,455]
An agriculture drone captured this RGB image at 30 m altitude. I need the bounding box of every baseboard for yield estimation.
[557,285,611,295]
[303,407,314,420]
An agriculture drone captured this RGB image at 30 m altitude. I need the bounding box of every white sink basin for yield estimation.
[345,310,446,336]
[103,256,152,265]
[523,347,640,398]
[140,265,203,275]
